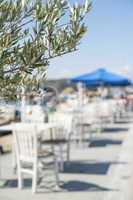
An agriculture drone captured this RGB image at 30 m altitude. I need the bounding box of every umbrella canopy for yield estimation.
[71,68,131,87]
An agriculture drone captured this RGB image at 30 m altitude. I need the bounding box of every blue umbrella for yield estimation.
[71,68,131,87]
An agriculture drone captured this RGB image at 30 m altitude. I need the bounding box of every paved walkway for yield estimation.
[0,118,133,200]
[104,122,133,200]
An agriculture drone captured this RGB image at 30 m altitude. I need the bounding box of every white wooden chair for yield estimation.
[48,112,73,171]
[13,123,59,193]
[72,103,101,143]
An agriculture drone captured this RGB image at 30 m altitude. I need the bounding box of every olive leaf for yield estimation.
[0,0,91,99]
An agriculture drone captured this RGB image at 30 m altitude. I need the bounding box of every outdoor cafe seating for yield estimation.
[0,95,129,193]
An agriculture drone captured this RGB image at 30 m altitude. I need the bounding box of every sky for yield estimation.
[47,0,133,80]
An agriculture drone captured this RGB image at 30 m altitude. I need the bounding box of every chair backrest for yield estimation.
[14,123,37,162]
[97,101,112,118]
[81,103,99,123]
[49,112,73,138]
[22,105,45,123]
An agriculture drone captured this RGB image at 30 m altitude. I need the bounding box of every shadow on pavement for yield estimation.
[0,178,113,192]
[102,127,128,133]
[114,120,130,124]
[63,160,126,175]
[89,138,122,147]
[61,180,112,192]
[1,178,32,188]
[63,161,111,175]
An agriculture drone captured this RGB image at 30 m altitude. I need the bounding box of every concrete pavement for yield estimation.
[0,118,132,200]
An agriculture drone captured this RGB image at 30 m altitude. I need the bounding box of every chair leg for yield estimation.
[53,152,60,187]
[18,164,23,189]
[67,132,72,162]
[59,143,64,172]
[66,142,70,162]
[32,163,38,193]
[12,144,17,173]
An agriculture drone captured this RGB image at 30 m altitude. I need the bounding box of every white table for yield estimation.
[0,122,61,132]
[0,122,63,145]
